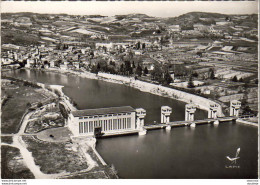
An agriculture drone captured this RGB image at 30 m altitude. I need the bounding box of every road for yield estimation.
[1,103,99,179]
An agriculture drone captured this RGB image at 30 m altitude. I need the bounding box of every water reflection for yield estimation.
[2,69,258,179]
[96,123,257,179]
[3,69,208,123]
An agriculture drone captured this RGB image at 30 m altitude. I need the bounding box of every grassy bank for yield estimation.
[1,145,35,179]
[64,165,118,179]
[1,136,13,144]
[22,135,90,174]
[21,135,118,178]
[1,77,56,134]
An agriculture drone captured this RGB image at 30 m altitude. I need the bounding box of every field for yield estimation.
[1,136,13,144]
[20,134,118,178]
[1,78,54,134]
[1,28,40,45]
[1,145,35,179]
[1,77,117,179]
[22,135,90,174]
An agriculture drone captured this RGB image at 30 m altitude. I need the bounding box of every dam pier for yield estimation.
[65,99,247,138]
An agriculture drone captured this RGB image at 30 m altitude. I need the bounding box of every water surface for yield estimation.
[96,123,258,179]
[4,69,207,123]
[3,69,258,179]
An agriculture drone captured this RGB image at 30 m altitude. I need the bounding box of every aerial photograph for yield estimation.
[1,0,258,181]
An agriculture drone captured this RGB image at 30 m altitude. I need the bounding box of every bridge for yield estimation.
[98,116,239,138]
[144,117,236,130]
[63,96,256,138]
[99,100,256,137]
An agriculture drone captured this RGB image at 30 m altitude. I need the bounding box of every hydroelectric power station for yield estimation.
[67,100,242,138]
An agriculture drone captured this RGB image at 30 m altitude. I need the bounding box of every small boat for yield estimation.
[190,123,196,128]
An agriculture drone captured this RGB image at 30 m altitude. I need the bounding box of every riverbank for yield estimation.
[236,118,258,127]
[1,76,57,134]
[2,68,257,179]
[45,83,115,177]
[1,75,117,179]
[98,72,224,116]
[33,81,119,178]
[34,67,224,116]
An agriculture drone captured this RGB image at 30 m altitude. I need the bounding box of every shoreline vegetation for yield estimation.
[4,67,224,115]
[2,68,257,179]
[1,75,118,179]
[38,67,225,116]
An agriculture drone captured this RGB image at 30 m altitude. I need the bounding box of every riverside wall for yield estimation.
[46,68,98,80]
[97,72,224,117]
[236,118,258,127]
[3,68,224,116]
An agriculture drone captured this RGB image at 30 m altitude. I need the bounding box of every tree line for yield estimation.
[89,60,173,85]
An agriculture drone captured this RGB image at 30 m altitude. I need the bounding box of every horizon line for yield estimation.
[1,1,258,18]
[1,11,258,18]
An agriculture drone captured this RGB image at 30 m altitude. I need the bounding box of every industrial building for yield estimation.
[68,106,143,136]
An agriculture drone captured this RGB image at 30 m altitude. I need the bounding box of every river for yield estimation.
[2,68,258,179]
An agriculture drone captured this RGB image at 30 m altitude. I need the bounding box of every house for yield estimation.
[168,25,180,32]
[193,24,209,31]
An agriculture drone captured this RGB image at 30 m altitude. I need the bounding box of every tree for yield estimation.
[136,42,141,50]
[119,45,124,53]
[232,76,238,82]
[124,61,131,73]
[151,65,163,81]
[59,103,68,119]
[132,61,136,68]
[242,105,253,115]
[136,64,143,77]
[142,43,146,49]
[241,90,253,115]
[109,61,115,66]
[192,72,198,78]
[90,66,99,74]
[243,78,250,89]
[187,75,195,88]
[18,62,25,68]
[120,63,125,74]
[97,62,101,71]
[26,102,32,109]
[163,72,173,85]
[171,64,189,77]
[144,67,149,75]
[54,59,61,67]
[241,90,248,107]
[37,102,43,108]
[90,51,94,58]
[209,68,215,79]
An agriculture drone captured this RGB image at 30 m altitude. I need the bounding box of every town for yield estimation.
[2,12,258,116]
[1,10,258,180]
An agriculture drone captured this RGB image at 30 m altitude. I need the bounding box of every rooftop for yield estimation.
[71,106,135,117]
